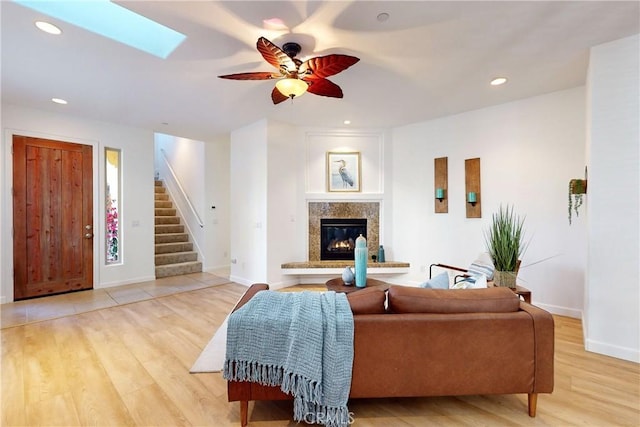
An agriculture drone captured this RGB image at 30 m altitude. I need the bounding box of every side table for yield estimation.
[325,277,390,294]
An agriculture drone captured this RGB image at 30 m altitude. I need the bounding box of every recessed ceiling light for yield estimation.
[490,77,508,86]
[377,12,390,22]
[16,0,186,58]
[343,120,351,125]
[51,98,67,105]
[35,20,62,35]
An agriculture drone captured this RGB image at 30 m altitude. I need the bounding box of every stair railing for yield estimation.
[159,148,204,228]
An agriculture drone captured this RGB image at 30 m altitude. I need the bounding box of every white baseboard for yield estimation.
[228,275,252,287]
[204,264,230,274]
[534,302,582,319]
[97,275,157,289]
[0,296,6,305]
[585,339,640,363]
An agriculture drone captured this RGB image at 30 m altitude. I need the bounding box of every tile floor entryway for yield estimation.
[0,271,232,329]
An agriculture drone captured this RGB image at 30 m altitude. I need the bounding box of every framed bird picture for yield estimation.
[327,151,361,192]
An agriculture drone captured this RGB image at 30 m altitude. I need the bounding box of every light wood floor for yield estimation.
[2,280,639,426]
[1,272,233,329]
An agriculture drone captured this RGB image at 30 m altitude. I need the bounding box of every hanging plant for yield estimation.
[568,179,587,224]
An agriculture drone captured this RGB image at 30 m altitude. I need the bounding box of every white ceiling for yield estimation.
[2,1,639,141]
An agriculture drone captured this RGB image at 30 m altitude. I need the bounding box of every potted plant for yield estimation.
[484,205,526,288]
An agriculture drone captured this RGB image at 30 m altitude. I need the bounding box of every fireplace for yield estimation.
[320,218,367,261]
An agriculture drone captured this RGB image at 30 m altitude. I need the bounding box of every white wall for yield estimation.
[301,129,391,256]
[266,121,301,286]
[204,135,231,271]
[391,87,587,317]
[229,119,305,288]
[1,104,155,302]
[154,133,206,263]
[229,120,268,285]
[305,131,385,195]
[585,34,640,362]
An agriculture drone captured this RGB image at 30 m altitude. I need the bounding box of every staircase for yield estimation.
[154,180,202,278]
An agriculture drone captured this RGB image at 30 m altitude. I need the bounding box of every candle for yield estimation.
[468,192,477,203]
[435,188,444,199]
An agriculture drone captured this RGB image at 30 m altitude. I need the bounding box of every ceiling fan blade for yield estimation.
[300,54,360,79]
[305,78,344,98]
[271,86,290,104]
[257,37,297,73]
[218,72,280,80]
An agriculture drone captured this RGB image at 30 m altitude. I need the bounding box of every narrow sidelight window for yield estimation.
[105,148,121,264]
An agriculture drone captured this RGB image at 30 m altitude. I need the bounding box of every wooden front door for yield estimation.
[12,135,93,300]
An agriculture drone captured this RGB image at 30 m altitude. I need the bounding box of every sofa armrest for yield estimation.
[519,302,554,393]
[231,283,269,313]
[227,283,270,408]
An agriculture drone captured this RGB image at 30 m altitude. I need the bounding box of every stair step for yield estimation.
[154,200,173,208]
[155,241,194,254]
[152,180,201,278]
[155,233,189,244]
[155,224,184,234]
[155,208,177,216]
[155,261,202,278]
[155,251,198,266]
[155,216,180,225]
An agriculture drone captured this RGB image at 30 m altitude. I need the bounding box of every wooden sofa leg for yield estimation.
[528,393,538,417]
[240,400,248,426]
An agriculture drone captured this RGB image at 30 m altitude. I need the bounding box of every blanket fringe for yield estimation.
[223,360,284,387]
[224,360,321,402]
[225,360,350,426]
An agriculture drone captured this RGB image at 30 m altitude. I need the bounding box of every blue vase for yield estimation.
[378,245,386,263]
[341,266,354,286]
[355,234,367,288]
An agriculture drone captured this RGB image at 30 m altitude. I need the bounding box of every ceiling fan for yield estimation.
[218,37,360,104]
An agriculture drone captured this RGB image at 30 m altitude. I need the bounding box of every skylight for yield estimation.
[14,0,186,59]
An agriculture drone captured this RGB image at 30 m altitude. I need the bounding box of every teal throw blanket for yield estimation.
[223,290,354,427]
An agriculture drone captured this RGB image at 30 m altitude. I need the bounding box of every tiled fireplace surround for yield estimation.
[308,202,380,261]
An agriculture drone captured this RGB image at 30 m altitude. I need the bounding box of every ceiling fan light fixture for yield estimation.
[275,78,308,99]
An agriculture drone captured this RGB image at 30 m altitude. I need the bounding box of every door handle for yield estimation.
[85,233,93,239]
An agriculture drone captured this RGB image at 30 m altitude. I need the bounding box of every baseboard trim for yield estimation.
[534,302,582,319]
[585,338,640,363]
[97,275,157,289]
[228,275,252,287]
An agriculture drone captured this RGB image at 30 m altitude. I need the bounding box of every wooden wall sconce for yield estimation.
[434,157,448,213]
[465,158,481,218]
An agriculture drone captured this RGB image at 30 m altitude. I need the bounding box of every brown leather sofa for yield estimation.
[227,284,554,426]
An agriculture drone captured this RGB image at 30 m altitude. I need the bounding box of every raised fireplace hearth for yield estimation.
[320,218,367,261]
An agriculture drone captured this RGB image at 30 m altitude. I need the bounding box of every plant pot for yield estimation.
[494,270,517,289]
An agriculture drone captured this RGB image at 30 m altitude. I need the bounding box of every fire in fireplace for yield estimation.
[320,218,367,261]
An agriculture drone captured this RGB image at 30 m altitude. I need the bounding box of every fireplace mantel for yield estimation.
[281,261,410,280]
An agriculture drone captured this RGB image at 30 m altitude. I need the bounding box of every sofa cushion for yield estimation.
[347,287,386,314]
[387,285,519,314]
